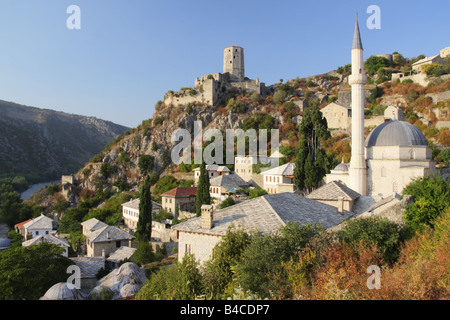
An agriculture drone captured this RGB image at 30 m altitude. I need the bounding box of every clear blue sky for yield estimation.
[0,0,448,128]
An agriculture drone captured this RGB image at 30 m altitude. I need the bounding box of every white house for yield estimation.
[121,198,162,231]
[85,225,135,258]
[22,234,71,257]
[209,173,249,203]
[261,162,296,194]
[234,151,285,182]
[193,164,230,185]
[23,214,55,240]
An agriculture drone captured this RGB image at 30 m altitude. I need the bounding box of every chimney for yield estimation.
[337,197,344,214]
[102,249,106,258]
[106,231,110,239]
[201,204,214,229]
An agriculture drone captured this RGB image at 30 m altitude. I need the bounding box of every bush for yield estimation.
[138,155,155,176]
[440,148,450,164]
[248,188,268,199]
[273,90,287,105]
[131,241,155,266]
[364,56,391,76]
[402,175,450,234]
[338,217,403,263]
[226,98,247,113]
[219,197,235,209]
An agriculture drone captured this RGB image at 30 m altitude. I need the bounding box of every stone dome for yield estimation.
[333,158,349,172]
[365,121,428,148]
[0,238,11,248]
[40,282,87,300]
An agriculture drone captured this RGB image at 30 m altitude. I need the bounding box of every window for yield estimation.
[116,241,121,248]
[185,243,193,255]
[35,231,39,236]
[409,150,415,160]
[46,231,49,235]
[381,167,387,177]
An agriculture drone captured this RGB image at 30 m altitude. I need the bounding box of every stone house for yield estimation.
[412,54,444,72]
[209,173,249,204]
[85,225,134,258]
[172,193,354,264]
[321,101,352,130]
[234,151,284,183]
[306,181,360,212]
[161,187,197,217]
[81,218,107,236]
[384,105,406,121]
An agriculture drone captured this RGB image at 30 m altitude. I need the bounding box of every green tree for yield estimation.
[364,55,391,76]
[203,226,251,299]
[248,188,268,199]
[440,148,450,164]
[273,90,287,105]
[135,253,203,300]
[294,105,331,193]
[136,176,152,242]
[131,241,154,266]
[138,155,155,176]
[234,222,321,298]
[0,242,74,300]
[195,161,211,216]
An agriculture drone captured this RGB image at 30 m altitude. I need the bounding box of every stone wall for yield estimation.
[177,231,223,264]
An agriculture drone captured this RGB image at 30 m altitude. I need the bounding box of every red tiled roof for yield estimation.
[161,187,197,197]
[14,219,32,229]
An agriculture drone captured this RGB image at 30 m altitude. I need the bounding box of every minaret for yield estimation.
[348,15,367,195]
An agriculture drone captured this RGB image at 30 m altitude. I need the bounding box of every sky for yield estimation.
[0,0,448,128]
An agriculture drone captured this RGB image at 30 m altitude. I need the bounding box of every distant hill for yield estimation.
[0,100,130,182]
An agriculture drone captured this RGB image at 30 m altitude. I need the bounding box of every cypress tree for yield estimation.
[294,105,332,193]
[196,161,211,216]
[136,175,152,242]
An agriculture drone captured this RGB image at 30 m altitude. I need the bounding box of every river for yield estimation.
[20,180,60,201]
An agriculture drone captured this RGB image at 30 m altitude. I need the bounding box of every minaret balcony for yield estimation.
[348,73,367,85]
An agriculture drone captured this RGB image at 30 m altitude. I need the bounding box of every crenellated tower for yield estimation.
[223,45,245,82]
[348,15,367,195]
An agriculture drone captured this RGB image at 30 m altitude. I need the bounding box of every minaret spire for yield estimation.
[348,14,367,196]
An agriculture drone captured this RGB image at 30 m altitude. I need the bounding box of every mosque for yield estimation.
[325,17,436,200]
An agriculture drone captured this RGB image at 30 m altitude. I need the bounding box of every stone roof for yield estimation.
[306,181,360,201]
[22,233,70,248]
[324,101,351,110]
[261,163,295,176]
[85,225,134,243]
[210,173,249,191]
[412,54,441,66]
[352,16,363,50]
[161,187,197,198]
[81,218,107,232]
[107,246,137,263]
[121,199,162,211]
[70,257,106,279]
[23,214,53,230]
[172,193,354,236]
[365,120,428,147]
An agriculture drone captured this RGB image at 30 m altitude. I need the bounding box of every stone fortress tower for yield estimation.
[164,45,264,107]
[348,15,368,196]
[223,45,245,82]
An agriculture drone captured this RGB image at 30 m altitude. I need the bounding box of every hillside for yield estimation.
[29,50,450,209]
[0,100,130,182]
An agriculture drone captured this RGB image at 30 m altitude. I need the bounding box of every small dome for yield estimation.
[365,121,428,148]
[333,159,349,172]
[0,238,11,248]
[40,282,87,300]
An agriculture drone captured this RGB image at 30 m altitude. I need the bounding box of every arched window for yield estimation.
[409,150,415,160]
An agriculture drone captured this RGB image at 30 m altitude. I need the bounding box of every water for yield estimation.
[21,180,60,201]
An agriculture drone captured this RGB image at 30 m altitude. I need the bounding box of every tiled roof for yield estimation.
[24,214,53,230]
[14,219,32,229]
[81,218,107,232]
[210,174,249,191]
[306,181,360,201]
[172,193,353,236]
[261,163,295,176]
[161,187,197,198]
[22,234,70,248]
[85,225,134,243]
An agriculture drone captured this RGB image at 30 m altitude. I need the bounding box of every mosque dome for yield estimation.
[40,282,87,300]
[333,158,349,172]
[365,121,428,148]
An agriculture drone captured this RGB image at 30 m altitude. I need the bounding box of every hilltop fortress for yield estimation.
[164,45,265,107]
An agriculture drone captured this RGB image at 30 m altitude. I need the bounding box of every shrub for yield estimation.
[248,188,268,199]
[219,197,235,209]
[273,90,287,105]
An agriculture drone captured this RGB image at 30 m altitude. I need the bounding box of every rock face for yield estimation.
[0,100,129,180]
